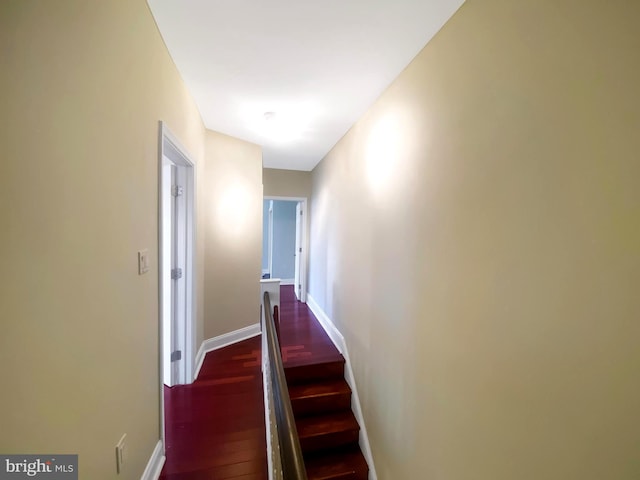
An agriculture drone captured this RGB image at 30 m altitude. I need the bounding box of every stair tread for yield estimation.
[289,378,351,399]
[305,448,369,480]
[282,347,345,370]
[284,356,345,371]
[296,410,360,438]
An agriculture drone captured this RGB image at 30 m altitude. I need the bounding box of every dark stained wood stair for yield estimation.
[304,448,369,480]
[277,285,369,480]
[296,410,360,452]
[289,378,352,416]
[284,357,368,479]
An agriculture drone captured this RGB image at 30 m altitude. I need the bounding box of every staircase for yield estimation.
[285,357,369,480]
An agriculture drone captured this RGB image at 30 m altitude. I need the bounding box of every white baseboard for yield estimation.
[306,294,345,355]
[140,440,165,480]
[280,278,295,286]
[306,294,378,480]
[193,323,261,380]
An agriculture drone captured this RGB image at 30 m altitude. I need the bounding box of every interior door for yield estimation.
[162,160,186,386]
[162,161,174,386]
[170,164,180,384]
[294,202,302,300]
[172,164,187,385]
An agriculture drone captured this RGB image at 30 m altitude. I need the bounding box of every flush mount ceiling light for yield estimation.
[259,109,306,144]
[148,0,466,169]
[240,102,319,145]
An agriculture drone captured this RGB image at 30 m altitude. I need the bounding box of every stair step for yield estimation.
[296,411,360,453]
[285,358,345,384]
[305,448,369,480]
[289,378,352,416]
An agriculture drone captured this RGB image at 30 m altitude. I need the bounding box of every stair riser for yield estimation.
[308,472,368,480]
[299,429,359,453]
[292,392,352,417]
[304,449,369,480]
[285,361,345,384]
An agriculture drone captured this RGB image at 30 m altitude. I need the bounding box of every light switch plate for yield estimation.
[138,250,149,275]
[116,433,126,474]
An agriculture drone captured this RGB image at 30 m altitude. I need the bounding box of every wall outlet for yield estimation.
[115,434,127,474]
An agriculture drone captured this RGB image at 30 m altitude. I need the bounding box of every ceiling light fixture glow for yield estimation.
[261,110,307,144]
[241,102,319,145]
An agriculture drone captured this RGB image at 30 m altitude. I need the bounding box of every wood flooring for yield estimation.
[160,335,268,479]
[160,286,368,479]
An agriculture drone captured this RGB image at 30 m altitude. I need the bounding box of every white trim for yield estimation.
[279,278,295,286]
[264,195,306,201]
[306,294,378,480]
[262,346,275,480]
[140,440,165,480]
[260,278,282,479]
[159,122,197,386]
[306,295,345,355]
[261,303,279,480]
[267,200,274,278]
[193,323,262,380]
[157,121,198,453]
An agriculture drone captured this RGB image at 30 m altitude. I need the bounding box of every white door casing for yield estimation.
[267,200,274,278]
[158,121,196,449]
[294,202,302,300]
[162,160,189,387]
[264,196,308,303]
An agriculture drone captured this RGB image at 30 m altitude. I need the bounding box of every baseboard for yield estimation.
[306,294,345,354]
[193,323,261,380]
[306,294,378,480]
[140,440,165,480]
[280,278,295,286]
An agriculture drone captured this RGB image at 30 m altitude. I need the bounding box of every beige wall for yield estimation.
[0,1,260,478]
[263,167,313,199]
[204,131,263,339]
[309,1,640,478]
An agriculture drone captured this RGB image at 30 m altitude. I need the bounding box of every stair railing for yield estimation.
[262,291,308,480]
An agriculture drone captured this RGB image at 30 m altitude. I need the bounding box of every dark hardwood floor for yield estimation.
[160,336,268,479]
[160,285,366,479]
[278,286,343,369]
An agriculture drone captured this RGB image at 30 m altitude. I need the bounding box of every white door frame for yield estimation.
[264,196,308,303]
[294,201,303,301]
[157,121,197,447]
[267,200,274,278]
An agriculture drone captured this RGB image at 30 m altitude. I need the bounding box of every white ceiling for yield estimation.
[147,0,465,171]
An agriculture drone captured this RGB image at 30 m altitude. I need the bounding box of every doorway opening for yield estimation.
[158,122,196,447]
[262,196,307,302]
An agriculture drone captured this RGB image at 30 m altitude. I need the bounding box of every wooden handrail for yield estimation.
[262,291,308,479]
